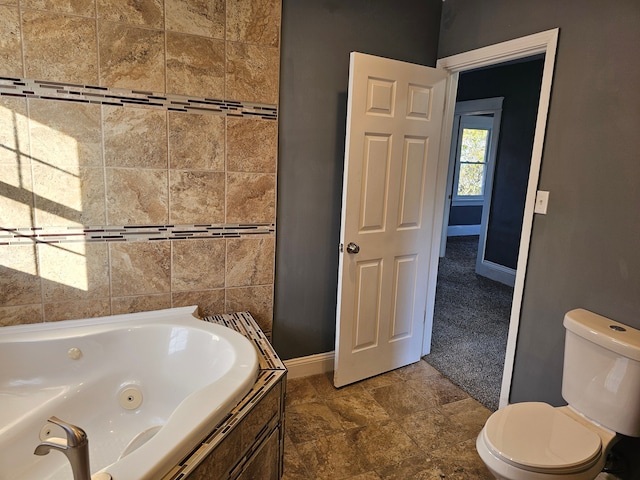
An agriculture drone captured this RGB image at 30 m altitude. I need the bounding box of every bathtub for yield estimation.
[0,306,259,480]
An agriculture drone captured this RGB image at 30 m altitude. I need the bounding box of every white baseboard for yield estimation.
[284,351,335,379]
[447,224,480,236]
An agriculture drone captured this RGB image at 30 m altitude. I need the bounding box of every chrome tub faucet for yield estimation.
[34,416,91,480]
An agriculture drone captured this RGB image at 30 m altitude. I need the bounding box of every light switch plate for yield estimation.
[534,190,549,214]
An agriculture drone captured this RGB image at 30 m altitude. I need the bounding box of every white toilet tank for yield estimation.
[562,308,640,437]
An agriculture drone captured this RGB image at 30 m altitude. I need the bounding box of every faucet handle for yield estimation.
[46,416,87,447]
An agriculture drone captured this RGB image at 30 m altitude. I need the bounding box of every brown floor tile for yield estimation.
[326,388,391,429]
[377,455,447,480]
[282,437,310,480]
[296,432,372,479]
[369,382,434,418]
[286,402,343,443]
[442,397,492,429]
[427,438,494,479]
[346,420,422,470]
[306,371,367,398]
[284,363,495,480]
[395,359,441,382]
[285,377,322,407]
[399,409,474,453]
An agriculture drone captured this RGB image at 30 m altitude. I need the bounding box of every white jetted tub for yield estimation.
[0,306,259,480]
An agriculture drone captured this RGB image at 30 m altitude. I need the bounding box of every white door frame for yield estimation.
[423,29,559,408]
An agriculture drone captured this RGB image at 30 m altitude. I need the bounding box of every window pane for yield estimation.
[457,163,485,196]
[460,128,489,163]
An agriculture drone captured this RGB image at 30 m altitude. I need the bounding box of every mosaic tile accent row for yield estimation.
[0,76,278,120]
[0,223,275,246]
[161,311,286,479]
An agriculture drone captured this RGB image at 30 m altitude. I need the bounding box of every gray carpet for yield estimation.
[424,235,513,411]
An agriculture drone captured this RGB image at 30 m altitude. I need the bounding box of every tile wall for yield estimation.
[0,0,281,336]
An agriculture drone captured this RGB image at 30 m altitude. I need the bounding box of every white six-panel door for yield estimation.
[334,52,447,387]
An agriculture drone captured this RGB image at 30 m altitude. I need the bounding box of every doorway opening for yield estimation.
[425,57,546,410]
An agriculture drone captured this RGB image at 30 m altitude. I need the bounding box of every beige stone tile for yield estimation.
[296,432,371,479]
[346,420,421,470]
[227,117,277,173]
[98,21,164,92]
[325,388,391,429]
[0,97,29,166]
[22,10,98,85]
[0,304,43,327]
[285,402,343,444]
[28,98,102,167]
[226,42,279,104]
[39,242,109,302]
[226,0,281,47]
[168,112,224,170]
[111,294,171,315]
[226,236,274,287]
[225,284,273,333]
[97,0,163,28]
[226,172,275,223]
[106,168,168,224]
[172,238,225,291]
[110,241,170,296]
[171,288,225,317]
[0,164,34,227]
[369,382,437,419]
[0,245,41,306]
[169,170,224,224]
[44,298,111,322]
[166,32,224,98]
[165,0,224,39]
[0,6,23,77]
[103,106,167,168]
[22,0,95,16]
[33,164,106,226]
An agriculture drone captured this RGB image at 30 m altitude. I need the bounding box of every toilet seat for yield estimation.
[481,402,602,474]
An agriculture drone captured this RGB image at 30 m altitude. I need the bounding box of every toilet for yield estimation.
[476,308,640,479]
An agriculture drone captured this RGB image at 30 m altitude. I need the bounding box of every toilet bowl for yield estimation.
[476,309,640,479]
[476,403,618,479]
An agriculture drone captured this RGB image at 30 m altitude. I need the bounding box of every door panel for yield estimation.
[390,254,418,340]
[398,137,428,229]
[334,52,447,387]
[360,134,391,232]
[353,259,383,351]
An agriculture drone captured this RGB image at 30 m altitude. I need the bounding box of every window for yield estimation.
[452,115,493,205]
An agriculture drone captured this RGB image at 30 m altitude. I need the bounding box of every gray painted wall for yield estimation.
[439,0,640,405]
[274,0,442,359]
[456,60,544,269]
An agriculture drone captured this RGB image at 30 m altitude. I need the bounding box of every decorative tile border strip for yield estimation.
[0,76,277,120]
[162,312,286,480]
[0,223,275,245]
[207,311,284,370]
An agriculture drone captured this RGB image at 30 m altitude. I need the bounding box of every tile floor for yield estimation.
[282,359,494,479]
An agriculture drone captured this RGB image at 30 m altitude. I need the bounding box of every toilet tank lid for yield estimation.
[564,309,640,361]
